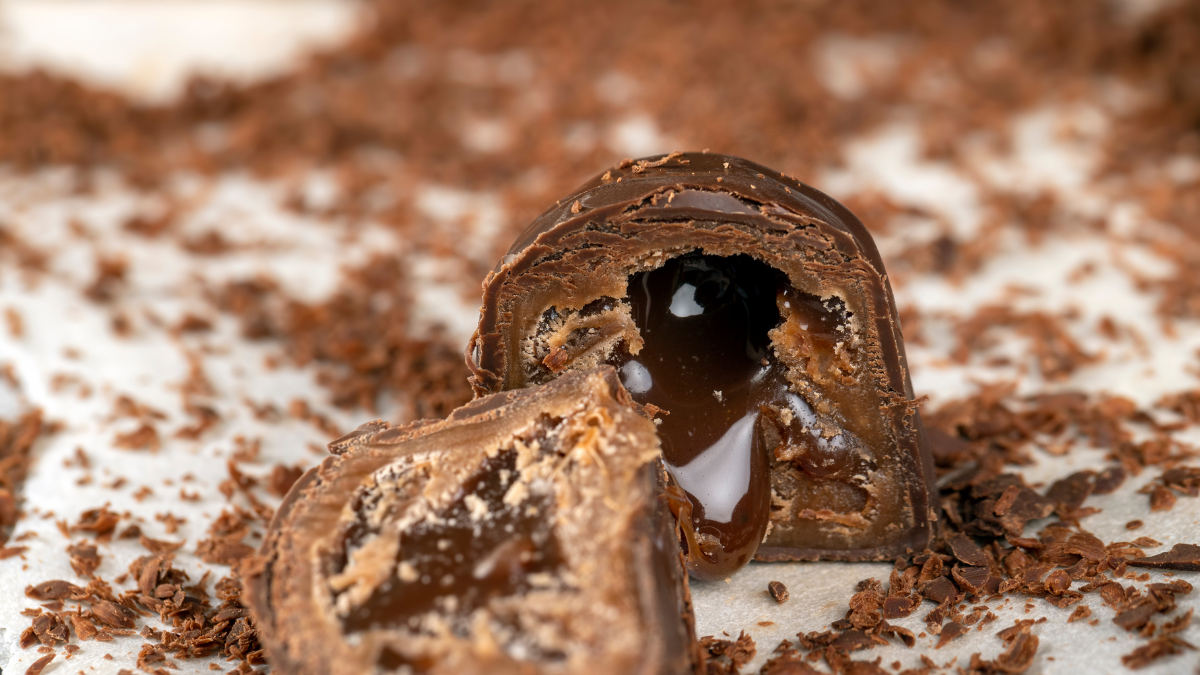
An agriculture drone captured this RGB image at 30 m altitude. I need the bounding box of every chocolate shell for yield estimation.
[468,152,936,576]
[244,367,699,675]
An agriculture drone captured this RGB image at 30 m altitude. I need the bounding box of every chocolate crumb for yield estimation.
[267,463,304,498]
[769,580,790,605]
[1148,484,1177,512]
[92,600,137,629]
[1067,605,1091,623]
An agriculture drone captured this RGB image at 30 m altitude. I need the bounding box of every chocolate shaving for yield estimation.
[1161,608,1193,635]
[0,545,28,559]
[1129,543,1200,571]
[139,534,185,555]
[830,629,886,652]
[24,653,55,675]
[936,621,966,649]
[946,532,989,567]
[0,410,51,543]
[92,600,138,629]
[701,631,756,674]
[267,463,304,498]
[1120,635,1196,669]
[66,541,101,578]
[71,505,121,541]
[25,580,85,601]
[1090,466,1125,495]
[881,595,914,619]
[1045,471,1093,516]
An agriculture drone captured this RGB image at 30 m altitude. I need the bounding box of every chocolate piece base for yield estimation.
[245,368,700,675]
[467,152,936,563]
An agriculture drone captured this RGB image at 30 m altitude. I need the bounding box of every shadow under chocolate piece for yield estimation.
[469,152,935,580]
[244,368,699,675]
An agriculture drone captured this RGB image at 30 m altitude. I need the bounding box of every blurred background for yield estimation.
[1,1,1199,673]
[4,0,1199,419]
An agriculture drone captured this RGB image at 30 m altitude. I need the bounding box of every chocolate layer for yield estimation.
[468,152,936,574]
[245,368,699,675]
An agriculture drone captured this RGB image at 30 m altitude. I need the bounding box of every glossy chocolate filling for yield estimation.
[337,450,564,633]
[612,253,869,580]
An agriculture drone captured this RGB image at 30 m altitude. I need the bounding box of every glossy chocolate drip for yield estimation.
[612,253,860,580]
[340,450,562,632]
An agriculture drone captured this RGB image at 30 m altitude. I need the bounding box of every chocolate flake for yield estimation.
[113,423,161,451]
[92,600,138,629]
[1067,605,1091,623]
[25,580,85,601]
[1121,635,1196,669]
[66,541,101,578]
[935,621,966,649]
[1129,543,1200,571]
[0,545,29,559]
[24,653,55,675]
[1,410,51,544]
[267,463,304,498]
[71,506,121,541]
[946,533,989,568]
[1090,465,1126,495]
[1148,484,1177,512]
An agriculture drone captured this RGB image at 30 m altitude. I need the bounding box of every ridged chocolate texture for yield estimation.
[468,152,936,571]
[244,368,700,675]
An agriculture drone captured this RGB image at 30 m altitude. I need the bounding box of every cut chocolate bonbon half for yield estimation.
[469,152,936,580]
[245,368,699,675]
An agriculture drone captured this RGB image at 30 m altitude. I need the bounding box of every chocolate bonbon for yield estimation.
[245,368,699,675]
[469,152,936,579]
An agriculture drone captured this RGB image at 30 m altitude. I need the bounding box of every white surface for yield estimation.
[0,0,361,101]
[0,170,375,674]
[0,4,1197,675]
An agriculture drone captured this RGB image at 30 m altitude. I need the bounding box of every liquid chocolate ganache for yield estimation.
[611,253,871,580]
